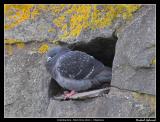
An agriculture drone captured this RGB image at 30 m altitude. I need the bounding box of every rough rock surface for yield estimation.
[4,13,57,42]
[5,44,51,117]
[112,5,156,95]
[4,5,156,117]
[47,88,153,117]
[4,46,155,118]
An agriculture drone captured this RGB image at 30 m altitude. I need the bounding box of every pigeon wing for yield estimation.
[56,51,105,80]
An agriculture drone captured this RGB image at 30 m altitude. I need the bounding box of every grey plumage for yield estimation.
[45,46,112,92]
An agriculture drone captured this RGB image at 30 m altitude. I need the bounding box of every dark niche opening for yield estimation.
[68,36,118,68]
[48,34,118,100]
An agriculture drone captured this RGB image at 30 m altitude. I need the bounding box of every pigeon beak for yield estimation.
[47,57,52,62]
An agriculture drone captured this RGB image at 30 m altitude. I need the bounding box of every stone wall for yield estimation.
[4,5,156,117]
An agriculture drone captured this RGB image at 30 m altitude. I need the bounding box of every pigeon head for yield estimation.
[45,46,70,75]
[46,46,70,62]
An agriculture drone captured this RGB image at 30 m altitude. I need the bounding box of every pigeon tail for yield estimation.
[90,69,112,89]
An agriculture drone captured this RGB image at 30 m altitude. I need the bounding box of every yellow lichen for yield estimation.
[48,28,55,33]
[132,92,156,112]
[16,42,25,49]
[5,39,23,44]
[5,39,25,55]
[52,4,141,40]
[38,44,49,54]
[5,45,13,55]
[4,4,141,41]
[151,57,156,65]
[4,4,35,30]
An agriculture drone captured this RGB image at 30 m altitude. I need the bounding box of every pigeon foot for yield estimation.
[64,90,76,100]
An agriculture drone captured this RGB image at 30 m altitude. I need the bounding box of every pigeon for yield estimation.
[45,46,112,99]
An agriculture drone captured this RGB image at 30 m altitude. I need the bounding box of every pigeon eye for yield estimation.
[47,57,52,62]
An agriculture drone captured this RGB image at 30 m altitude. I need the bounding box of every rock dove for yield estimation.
[45,46,112,99]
